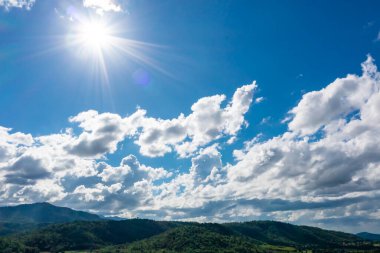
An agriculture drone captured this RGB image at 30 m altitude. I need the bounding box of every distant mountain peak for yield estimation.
[0,202,103,224]
[357,232,380,241]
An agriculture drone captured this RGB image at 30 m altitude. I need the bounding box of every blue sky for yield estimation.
[1,0,380,233]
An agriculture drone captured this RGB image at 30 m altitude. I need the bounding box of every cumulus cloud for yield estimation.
[190,144,223,185]
[0,83,255,207]
[60,154,170,214]
[288,55,379,136]
[98,154,171,185]
[220,56,380,199]
[62,83,256,158]
[2,57,380,232]
[83,0,122,15]
[65,110,129,158]
[4,155,51,185]
[136,82,257,157]
[0,127,33,163]
[129,56,380,232]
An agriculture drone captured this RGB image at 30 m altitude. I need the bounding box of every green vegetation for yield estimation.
[357,232,380,242]
[18,219,178,252]
[0,202,102,224]
[95,224,379,253]
[0,215,378,252]
[0,237,39,253]
[225,221,359,247]
[0,222,49,236]
[99,225,262,253]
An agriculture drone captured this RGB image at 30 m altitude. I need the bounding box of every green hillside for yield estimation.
[0,215,378,252]
[0,202,102,224]
[357,232,380,242]
[0,222,48,237]
[225,221,359,247]
[99,225,264,253]
[19,219,178,252]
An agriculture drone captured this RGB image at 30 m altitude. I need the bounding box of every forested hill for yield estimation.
[0,203,377,253]
[0,202,102,223]
[357,232,380,241]
[2,219,372,252]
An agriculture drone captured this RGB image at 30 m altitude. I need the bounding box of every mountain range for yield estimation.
[0,202,102,223]
[357,232,380,242]
[0,203,379,253]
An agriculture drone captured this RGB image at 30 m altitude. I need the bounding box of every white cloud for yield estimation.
[0,0,123,14]
[260,116,271,125]
[2,58,380,232]
[136,82,257,157]
[99,154,171,185]
[0,82,256,210]
[255,96,264,104]
[376,31,380,42]
[61,155,169,213]
[65,110,129,158]
[4,155,51,185]
[0,127,33,163]
[125,56,380,232]
[224,56,380,201]
[0,0,35,9]
[288,56,379,136]
[61,83,256,158]
[83,0,122,15]
[190,144,223,185]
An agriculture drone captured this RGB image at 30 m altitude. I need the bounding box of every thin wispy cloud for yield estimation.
[376,31,380,42]
[0,0,123,13]
[0,0,35,9]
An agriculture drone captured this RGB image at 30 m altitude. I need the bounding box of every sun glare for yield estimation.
[77,21,111,50]
[67,17,164,85]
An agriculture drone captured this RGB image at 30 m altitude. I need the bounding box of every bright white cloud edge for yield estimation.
[1,57,380,233]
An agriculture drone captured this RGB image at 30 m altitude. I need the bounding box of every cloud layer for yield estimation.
[0,0,122,13]
[1,57,380,233]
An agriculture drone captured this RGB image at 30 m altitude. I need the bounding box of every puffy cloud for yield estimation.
[11,179,67,203]
[0,83,255,210]
[0,127,33,162]
[72,183,122,202]
[0,0,35,9]
[136,82,257,157]
[135,114,187,157]
[190,145,223,185]
[119,56,380,233]
[83,0,122,15]
[223,57,380,201]
[287,56,379,136]
[4,155,51,185]
[59,155,170,214]
[61,83,256,158]
[2,57,380,233]
[65,110,128,158]
[99,154,171,185]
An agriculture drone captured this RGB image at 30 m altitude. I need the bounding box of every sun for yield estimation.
[67,17,163,85]
[76,20,112,51]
